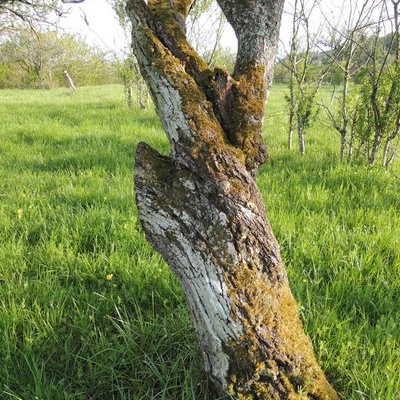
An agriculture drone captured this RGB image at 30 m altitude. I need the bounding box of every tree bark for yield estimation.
[127,0,339,398]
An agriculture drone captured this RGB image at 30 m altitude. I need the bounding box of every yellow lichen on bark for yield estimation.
[147,0,212,85]
[128,0,267,174]
[228,63,269,172]
[221,253,339,399]
[129,1,340,399]
[148,0,194,18]
[173,0,195,19]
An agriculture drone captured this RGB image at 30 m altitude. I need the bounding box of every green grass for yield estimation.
[0,84,399,399]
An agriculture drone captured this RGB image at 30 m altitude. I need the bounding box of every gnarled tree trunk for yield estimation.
[127,0,339,398]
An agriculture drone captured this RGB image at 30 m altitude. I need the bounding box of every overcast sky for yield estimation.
[59,0,307,58]
[60,0,128,54]
[58,0,342,56]
[60,0,240,54]
[60,0,390,58]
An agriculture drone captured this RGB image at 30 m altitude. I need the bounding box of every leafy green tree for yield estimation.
[116,56,136,109]
[282,0,325,154]
[0,28,115,88]
[204,45,236,72]
[321,0,400,165]
[273,62,290,84]
[352,61,400,166]
[107,0,149,108]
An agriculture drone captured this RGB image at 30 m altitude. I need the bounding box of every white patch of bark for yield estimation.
[137,194,243,389]
[148,72,196,149]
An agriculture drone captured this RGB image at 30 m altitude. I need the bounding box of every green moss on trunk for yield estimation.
[129,1,340,399]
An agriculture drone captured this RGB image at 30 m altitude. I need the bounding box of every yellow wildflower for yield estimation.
[17,209,23,219]
[106,274,114,281]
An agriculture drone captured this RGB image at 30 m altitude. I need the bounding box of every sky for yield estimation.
[60,0,128,54]
[60,0,241,54]
[58,0,301,58]
[60,0,293,52]
[59,0,380,58]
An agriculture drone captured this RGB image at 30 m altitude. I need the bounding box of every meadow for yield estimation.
[0,84,399,399]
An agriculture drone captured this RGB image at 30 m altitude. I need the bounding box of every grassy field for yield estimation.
[0,84,399,399]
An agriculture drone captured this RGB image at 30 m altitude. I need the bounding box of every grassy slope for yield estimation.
[0,85,399,399]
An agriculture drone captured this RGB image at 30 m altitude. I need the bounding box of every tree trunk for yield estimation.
[127,0,339,398]
[287,0,299,152]
[125,85,133,109]
[340,69,350,161]
[288,73,296,151]
[298,126,306,155]
[136,76,148,109]
[382,138,395,167]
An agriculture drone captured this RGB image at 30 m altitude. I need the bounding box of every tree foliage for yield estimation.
[319,0,400,166]
[0,28,117,88]
[281,0,325,154]
[349,63,400,166]
[275,0,400,166]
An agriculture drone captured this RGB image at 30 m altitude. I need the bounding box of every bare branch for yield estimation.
[0,0,83,32]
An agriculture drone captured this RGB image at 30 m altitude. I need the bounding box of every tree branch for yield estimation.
[127,0,234,176]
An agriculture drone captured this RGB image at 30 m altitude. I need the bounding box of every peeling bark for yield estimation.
[127,0,339,398]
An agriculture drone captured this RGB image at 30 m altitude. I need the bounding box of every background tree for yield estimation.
[127,0,339,398]
[108,0,150,108]
[186,0,228,67]
[318,0,381,160]
[320,0,400,165]
[0,28,116,88]
[281,0,325,154]
[116,56,136,109]
[0,0,84,33]
[360,0,400,166]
